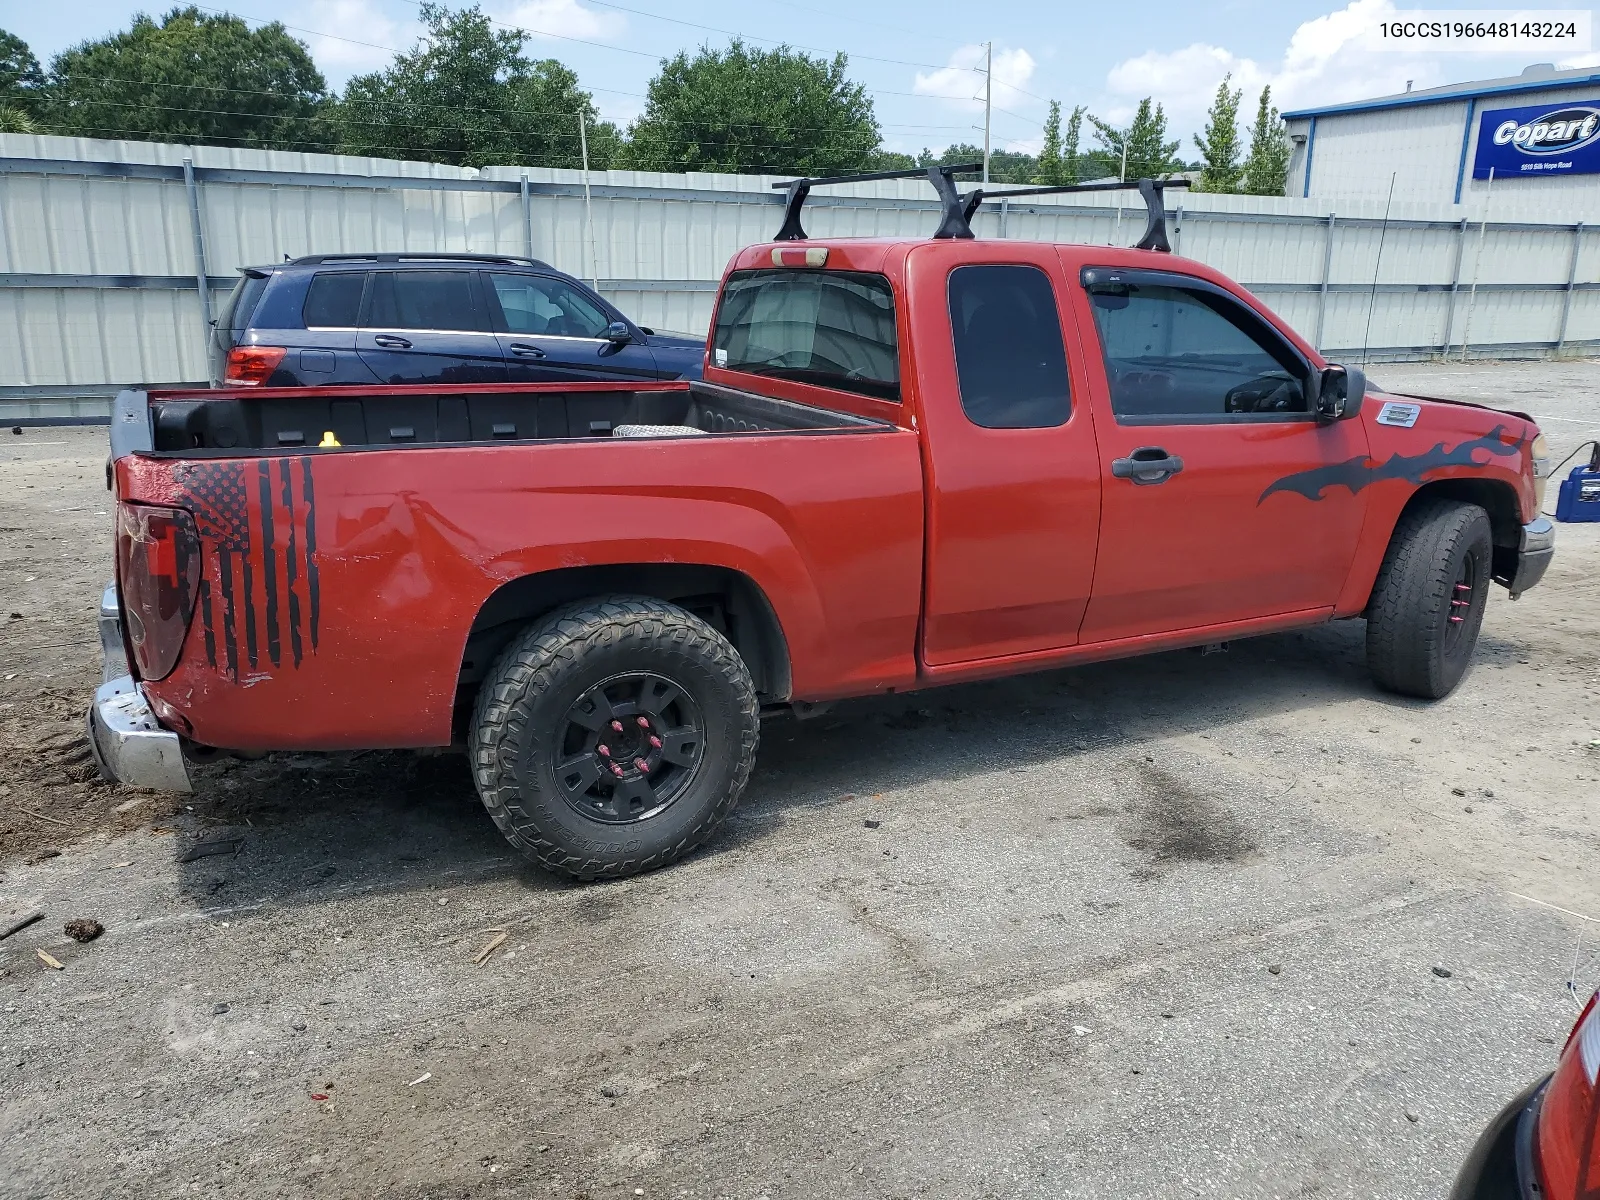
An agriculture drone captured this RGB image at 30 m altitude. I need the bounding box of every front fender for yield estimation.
[1334,404,1536,615]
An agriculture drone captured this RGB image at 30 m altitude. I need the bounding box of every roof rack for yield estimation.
[285,252,551,268]
[770,168,1190,250]
[983,178,1191,251]
[771,163,984,243]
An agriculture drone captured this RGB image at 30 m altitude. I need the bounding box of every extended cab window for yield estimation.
[1087,277,1308,420]
[366,270,486,332]
[302,272,366,328]
[490,272,611,338]
[712,269,898,401]
[948,264,1071,429]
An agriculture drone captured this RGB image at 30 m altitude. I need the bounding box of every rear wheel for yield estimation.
[1366,499,1493,699]
[470,596,759,880]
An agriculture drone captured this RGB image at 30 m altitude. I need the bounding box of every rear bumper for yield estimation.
[1449,1075,1546,1200]
[86,677,193,793]
[86,582,192,792]
[1507,517,1555,599]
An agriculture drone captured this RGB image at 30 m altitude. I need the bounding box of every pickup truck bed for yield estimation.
[108,378,924,752]
[145,378,881,451]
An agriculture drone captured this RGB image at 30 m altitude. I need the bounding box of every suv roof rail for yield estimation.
[283,252,552,268]
[771,163,984,243]
[984,178,1191,252]
[770,168,1190,250]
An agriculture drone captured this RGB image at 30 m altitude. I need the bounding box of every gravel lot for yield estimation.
[2,360,1598,1200]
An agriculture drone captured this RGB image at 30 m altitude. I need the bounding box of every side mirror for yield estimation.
[603,321,633,344]
[1313,363,1365,423]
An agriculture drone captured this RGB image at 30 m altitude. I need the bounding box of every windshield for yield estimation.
[712,269,899,401]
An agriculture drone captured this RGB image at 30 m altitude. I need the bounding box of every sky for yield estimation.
[7,0,1600,159]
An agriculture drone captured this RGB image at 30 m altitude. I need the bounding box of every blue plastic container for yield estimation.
[1555,462,1600,522]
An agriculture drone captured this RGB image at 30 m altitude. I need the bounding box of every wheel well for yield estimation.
[455,564,792,719]
[1396,478,1523,583]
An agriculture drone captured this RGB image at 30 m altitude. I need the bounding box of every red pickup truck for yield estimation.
[89,170,1555,880]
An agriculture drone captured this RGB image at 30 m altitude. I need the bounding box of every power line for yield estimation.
[187,3,1048,116]
[17,117,956,174]
[530,0,989,75]
[48,72,991,138]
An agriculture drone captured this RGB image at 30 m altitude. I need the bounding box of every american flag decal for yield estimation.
[174,457,321,681]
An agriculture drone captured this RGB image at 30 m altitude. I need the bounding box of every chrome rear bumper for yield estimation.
[86,676,193,793]
[87,582,191,792]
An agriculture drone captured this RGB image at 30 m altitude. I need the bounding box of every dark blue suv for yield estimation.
[209,254,705,388]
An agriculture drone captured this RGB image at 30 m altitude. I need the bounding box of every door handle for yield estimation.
[1111,446,1185,486]
[373,334,412,349]
[508,342,547,359]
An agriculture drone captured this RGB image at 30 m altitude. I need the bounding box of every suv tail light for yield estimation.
[1538,988,1600,1198]
[116,503,201,681]
[224,345,287,386]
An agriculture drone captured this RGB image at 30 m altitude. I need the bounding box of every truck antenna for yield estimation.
[1360,172,1397,366]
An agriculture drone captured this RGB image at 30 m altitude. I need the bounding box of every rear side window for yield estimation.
[303,272,366,328]
[712,269,898,401]
[947,264,1071,429]
[366,270,486,332]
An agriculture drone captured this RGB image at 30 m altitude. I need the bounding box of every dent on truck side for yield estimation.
[122,429,926,751]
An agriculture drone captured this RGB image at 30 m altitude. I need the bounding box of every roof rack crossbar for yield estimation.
[771,163,984,242]
[286,252,550,267]
[982,177,1191,252]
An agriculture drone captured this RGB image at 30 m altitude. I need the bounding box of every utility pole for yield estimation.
[578,111,599,292]
[982,41,992,185]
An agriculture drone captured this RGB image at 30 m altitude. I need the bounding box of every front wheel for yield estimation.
[1366,499,1494,699]
[470,596,760,880]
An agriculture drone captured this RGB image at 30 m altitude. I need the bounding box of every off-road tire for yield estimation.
[1366,499,1493,699]
[470,595,759,880]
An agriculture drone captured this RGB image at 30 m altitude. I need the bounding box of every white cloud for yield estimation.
[289,0,412,78]
[497,0,621,44]
[1098,0,1533,140]
[914,44,1039,113]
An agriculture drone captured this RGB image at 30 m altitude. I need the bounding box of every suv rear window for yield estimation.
[303,272,366,328]
[712,269,898,401]
[214,273,268,347]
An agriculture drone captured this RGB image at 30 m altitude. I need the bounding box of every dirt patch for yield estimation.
[1120,761,1256,869]
[0,683,186,863]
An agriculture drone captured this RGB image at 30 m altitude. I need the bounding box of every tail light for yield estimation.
[224,345,287,386]
[116,503,201,681]
[1537,988,1600,1198]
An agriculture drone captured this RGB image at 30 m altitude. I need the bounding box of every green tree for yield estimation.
[0,29,44,116]
[1034,100,1064,185]
[1193,74,1244,193]
[623,40,878,175]
[870,149,917,170]
[915,143,1036,184]
[337,4,616,169]
[1240,85,1291,195]
[1061,104,1084,184]
[46,7,329,149]
[1088,98,1183,180]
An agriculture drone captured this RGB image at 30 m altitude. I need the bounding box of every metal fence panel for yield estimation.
[1,132,1595,416]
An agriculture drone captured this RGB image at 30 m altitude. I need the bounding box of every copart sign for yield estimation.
[1474,98,1600,178]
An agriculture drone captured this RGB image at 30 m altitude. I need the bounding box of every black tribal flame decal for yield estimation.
[1258,425,1524,505]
